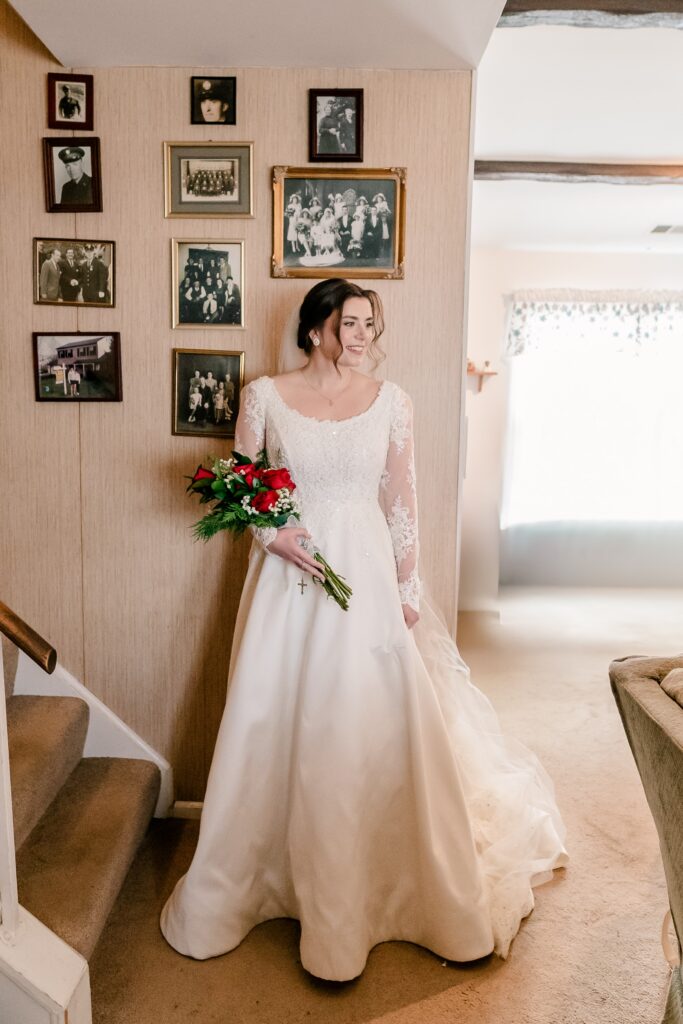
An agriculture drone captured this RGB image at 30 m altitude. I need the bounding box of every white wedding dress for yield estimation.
[160,375,568,981]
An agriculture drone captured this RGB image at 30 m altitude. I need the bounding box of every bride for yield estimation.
[160,278,568,981]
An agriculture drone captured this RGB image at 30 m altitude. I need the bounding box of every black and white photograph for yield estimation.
[309,89,363,162]
[272,167,405,279]
[43,137,102,213]
[164,142,253,218]
[47,72,93,130]
[190,76,236,125]
[172,240,244,328]
[33,333,122,402]
[172,348,244,437]
[34,237,115,308]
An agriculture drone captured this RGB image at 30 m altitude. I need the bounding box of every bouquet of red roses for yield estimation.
[187,449,352,610]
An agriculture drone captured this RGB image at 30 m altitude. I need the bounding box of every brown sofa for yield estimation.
[610,655,683,1024]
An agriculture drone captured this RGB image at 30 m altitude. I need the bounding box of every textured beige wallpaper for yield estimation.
[0,0,473,797]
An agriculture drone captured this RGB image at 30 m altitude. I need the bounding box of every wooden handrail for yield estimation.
[0,600,56,675]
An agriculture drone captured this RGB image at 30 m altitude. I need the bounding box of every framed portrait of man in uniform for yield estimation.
[43,137,103,213]
[190,76,236,125]
[47,73,94,131]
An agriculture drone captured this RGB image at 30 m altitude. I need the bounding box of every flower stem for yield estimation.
[313,552,352,611]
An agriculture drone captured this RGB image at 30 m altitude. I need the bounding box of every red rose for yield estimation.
[191,466,217,485]
[236,463,261,487]
[251,489,279,512]
[260,468,295,491]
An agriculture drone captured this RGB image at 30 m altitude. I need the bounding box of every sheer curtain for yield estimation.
[500,290,683,586]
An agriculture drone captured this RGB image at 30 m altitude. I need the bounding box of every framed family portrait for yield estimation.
[172,239,245,329]
[47,72,94,131]
[34,237,115,308]
[164,141,253,218]
[172,348,244,438]
[43,137,102,212]
[33,333,122,402]
[190,76,236,125]
[272,166,406,279]
[309,89,363,162]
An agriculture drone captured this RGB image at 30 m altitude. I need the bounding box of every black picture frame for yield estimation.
[191,76,237,125]
[172,348,244,437]
[43,137,103,213]
[33,333,122,402]
[308,89,364,163]
[47,73,94,131]
[34,237,115,308]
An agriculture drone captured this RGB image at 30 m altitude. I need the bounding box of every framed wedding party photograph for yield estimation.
[34,237,115,308]
[172,239,245,328]
[308,89,363,162]
[47,72,94,131]
[43,137,102,212]
[272,166,406,279]
[164,141,253,218]
[190,76,236,125]
[172,347,244,438]
[33,332,122,402]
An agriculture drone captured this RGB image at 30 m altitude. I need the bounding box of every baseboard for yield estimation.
[169,801,203,820]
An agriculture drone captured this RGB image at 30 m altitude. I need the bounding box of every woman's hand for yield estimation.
[402,604,419,630]
[267,527,326,582]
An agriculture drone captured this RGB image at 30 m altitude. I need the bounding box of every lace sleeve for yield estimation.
[234,379,277,550]
[380,386,420,612]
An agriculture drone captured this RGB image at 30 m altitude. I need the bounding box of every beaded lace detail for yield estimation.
[233,377,421,611]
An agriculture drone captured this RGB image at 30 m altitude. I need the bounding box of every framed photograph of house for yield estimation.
[190,76,236,125]
[34,238,115,308]
[33,333,122,402]
[172,239,244,328]
[172,348,244,438]
[272,166,406,279]
[308,89,363,162]
[164,141,253,217]
[43,137,103,213]
[47,72,94,131]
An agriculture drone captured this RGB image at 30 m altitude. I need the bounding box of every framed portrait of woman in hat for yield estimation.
[191,77,236,125]
[42,137,103,213]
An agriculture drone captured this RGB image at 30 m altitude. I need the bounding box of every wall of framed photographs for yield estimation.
[0,0,473,798]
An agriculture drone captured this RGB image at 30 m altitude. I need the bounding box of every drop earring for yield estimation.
[312,335,320,347]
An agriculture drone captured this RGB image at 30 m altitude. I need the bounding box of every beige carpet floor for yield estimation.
[89,587,681,1024]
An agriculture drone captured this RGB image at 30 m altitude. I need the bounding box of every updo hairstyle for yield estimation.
[296,278,385,370]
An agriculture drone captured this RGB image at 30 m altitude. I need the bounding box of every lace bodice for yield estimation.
[234,376,420,611]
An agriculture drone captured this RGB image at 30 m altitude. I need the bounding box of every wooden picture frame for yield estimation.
[33,332,122,402]
[43,137,102,213]
[308,89,363,163]
[34,237,115,308]
[272,166,406,279]
[190,76,237,125]
[47,73,94,131]
[164,141,253,218]
[172,348,245,438]
[172,239,245,329]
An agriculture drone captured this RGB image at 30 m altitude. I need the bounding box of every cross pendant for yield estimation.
[298,577,307,595]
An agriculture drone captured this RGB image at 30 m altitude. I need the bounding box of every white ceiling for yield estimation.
[472,24,683,252]
[10,0,505,70]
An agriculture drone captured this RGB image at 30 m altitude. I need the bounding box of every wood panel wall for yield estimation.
[0,0,473,798]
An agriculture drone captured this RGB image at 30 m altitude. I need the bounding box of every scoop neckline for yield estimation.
[267,376,388,425]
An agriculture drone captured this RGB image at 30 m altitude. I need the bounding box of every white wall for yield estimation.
[460,247,683,612]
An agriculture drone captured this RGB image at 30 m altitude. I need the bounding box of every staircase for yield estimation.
[1,629,161,1015]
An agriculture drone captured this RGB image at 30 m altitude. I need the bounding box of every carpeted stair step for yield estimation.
[8,695,89,849]
[17,756,160,959]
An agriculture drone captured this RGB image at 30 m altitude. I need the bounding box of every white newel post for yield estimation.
[0,640,19,942]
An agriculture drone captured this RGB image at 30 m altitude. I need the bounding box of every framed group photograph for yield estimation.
[272,166,406,279]
[172,239,244,328]
[47,72,94,131]
[173,348,244,438]
[190,76,236,125]
[309,89,363,162]
[34,237,115,308]
[33,333,122,402]
[43,137,102,213]
[164,141,253,218]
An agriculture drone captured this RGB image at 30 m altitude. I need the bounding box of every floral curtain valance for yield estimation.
[505,289,683,357]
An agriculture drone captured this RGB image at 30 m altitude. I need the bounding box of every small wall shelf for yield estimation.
[466,360,498,393]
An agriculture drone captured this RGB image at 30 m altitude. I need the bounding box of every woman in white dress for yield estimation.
[160,279,567,981]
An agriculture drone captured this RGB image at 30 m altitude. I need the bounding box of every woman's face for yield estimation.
[316,296,375,368]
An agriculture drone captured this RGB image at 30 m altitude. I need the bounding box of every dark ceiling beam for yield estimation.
[475,160,683,183]
[503,1,683,12]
